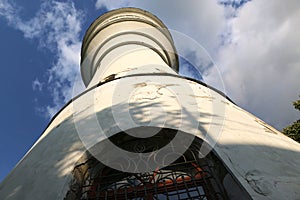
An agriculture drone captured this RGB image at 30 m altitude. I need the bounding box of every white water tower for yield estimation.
[1,7,300,200]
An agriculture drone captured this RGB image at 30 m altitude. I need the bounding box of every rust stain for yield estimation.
[134,82,147,88]
[189,94,215,101]
[255,118,278,135]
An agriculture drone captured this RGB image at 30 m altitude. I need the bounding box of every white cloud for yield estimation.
[32,78,43,91]
[95,0,131,10]
[0,0,84,119]
[0,0,17,19]
[215,0,300,129]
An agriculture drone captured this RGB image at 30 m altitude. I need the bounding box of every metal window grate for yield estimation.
[79,159,226,200]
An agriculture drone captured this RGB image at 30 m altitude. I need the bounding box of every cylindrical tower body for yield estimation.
[1,8,300,200]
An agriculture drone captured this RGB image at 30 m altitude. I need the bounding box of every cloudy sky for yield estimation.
[0,0,299,181]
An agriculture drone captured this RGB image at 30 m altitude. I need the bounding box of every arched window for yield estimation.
[65,128,250,200]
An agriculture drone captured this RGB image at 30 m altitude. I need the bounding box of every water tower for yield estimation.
[1,8,300,200]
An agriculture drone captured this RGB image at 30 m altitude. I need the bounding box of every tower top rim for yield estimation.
[81,7,176,57]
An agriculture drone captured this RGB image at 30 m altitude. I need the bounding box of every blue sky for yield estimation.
[0,0,300,182]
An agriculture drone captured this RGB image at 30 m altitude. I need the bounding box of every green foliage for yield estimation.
[293,98,300,111]
[282,96,300,143]
[283,120,300,142]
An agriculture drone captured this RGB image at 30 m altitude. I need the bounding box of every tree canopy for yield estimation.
[282,96,300,142]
